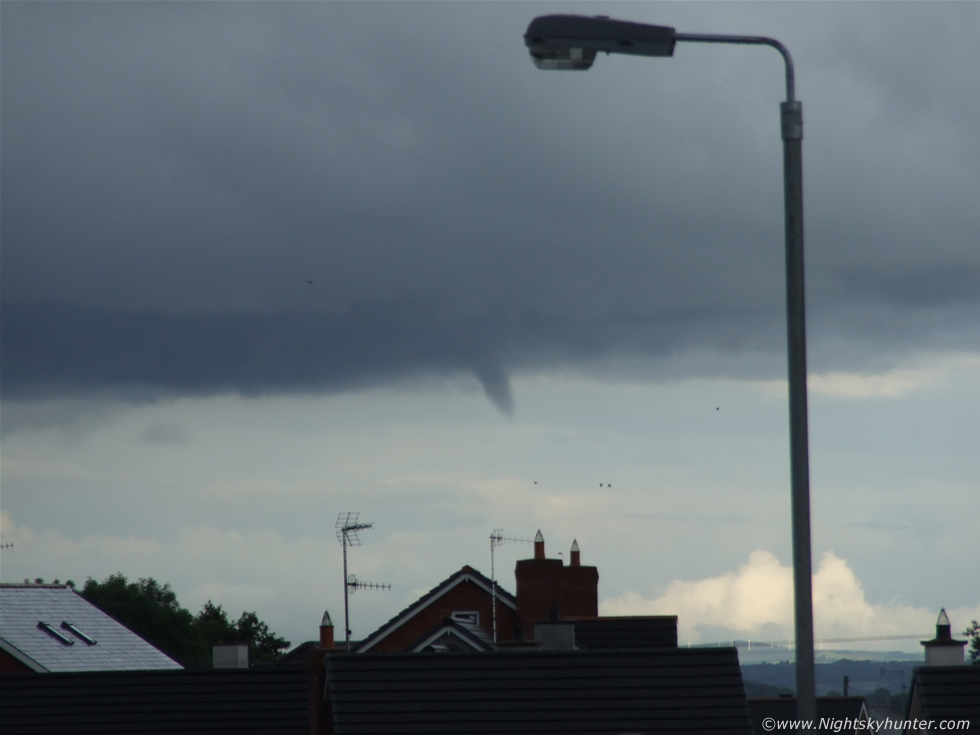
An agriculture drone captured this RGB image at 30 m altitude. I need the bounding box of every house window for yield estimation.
[451,611,479,625]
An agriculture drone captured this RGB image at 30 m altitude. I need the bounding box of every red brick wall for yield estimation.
[515,558,564,639]
[514,558,599,638]
[365,577,518,652]
[0,649,34,673]
[562,565,599,618]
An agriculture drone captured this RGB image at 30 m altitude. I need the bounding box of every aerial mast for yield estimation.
[489,528,532,644]
[335,512,389,652]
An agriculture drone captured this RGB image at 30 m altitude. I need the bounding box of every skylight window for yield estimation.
[37,621,74,645]
[61,621,97,645]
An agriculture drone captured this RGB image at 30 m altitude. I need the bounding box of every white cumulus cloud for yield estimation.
[601,549,979,650]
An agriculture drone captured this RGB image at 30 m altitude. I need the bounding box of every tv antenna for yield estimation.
[346,575,391,594]
[336,512,389,652]
[489,528,532,644]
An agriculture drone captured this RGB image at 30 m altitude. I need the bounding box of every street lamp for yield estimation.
[524,14,815,720]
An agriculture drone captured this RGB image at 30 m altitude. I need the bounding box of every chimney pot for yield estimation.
[534,529,545,560]
[570,539,581,567]
[936,608,951,639]
[921,607,966,666]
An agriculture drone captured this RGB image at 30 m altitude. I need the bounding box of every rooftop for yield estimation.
[324,646,752,734]
[0,667,308,734]
[0,583,182,672]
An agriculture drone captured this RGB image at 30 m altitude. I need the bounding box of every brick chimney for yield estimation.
[514,531,598,640]
[319,610,335,650]
[310,609,338,735]
[921,608,967,666]
[562,539,598,618]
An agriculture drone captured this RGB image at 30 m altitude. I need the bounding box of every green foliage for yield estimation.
[191,602,291,664]
[79,573,289,668]
[235,610,291,664]
[196,600,236,647]
[965,620,980,665]
[81,574,202,666]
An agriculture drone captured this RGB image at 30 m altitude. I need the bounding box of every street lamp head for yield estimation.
[526,44,597,71]
[524,15,676,70]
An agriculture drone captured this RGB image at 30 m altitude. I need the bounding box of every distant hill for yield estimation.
[732,646,921,665]
[742,680,793,698]
[741,658,917,699]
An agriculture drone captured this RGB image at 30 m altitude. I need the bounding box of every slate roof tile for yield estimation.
[0,668,309,734]
[572,616,678,649]
[325,647,753,735]
[0,584,182,672]
[907,665,980,726]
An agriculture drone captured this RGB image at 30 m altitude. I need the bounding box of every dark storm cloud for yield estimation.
[2,2,978,410]
[0,298,787,413]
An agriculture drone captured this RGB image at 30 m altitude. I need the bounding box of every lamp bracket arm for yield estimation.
[673,33,796,102]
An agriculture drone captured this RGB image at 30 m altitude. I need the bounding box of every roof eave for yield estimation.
[0,637,48,672]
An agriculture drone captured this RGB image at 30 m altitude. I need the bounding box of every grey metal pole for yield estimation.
[782,98,816,723]
[491,533,498,645]
[342,530,351,652]
[675,33,816,721]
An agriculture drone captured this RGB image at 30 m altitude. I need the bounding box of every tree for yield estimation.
[81,573,202,666]
[191,603,290,664]
[965,620,980,665]
[80,573,289,667]
[195,601,237,647]
[234,610,290,663]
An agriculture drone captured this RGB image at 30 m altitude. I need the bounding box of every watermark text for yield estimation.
[761,717,972,732]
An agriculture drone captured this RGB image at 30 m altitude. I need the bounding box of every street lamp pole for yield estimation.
[524,16,815,720]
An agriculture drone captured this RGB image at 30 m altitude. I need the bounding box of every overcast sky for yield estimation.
[2,1,978,655]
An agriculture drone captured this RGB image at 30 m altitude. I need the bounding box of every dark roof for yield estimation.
[0,584,182,672]
[572,616,678,649]
[272,640,318,667]
[748,698,868,735]
[324,647,752,734]
[0,667,309,734]
[406,617,495,653]
[354,565,516,653]
[906,665,980,726]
